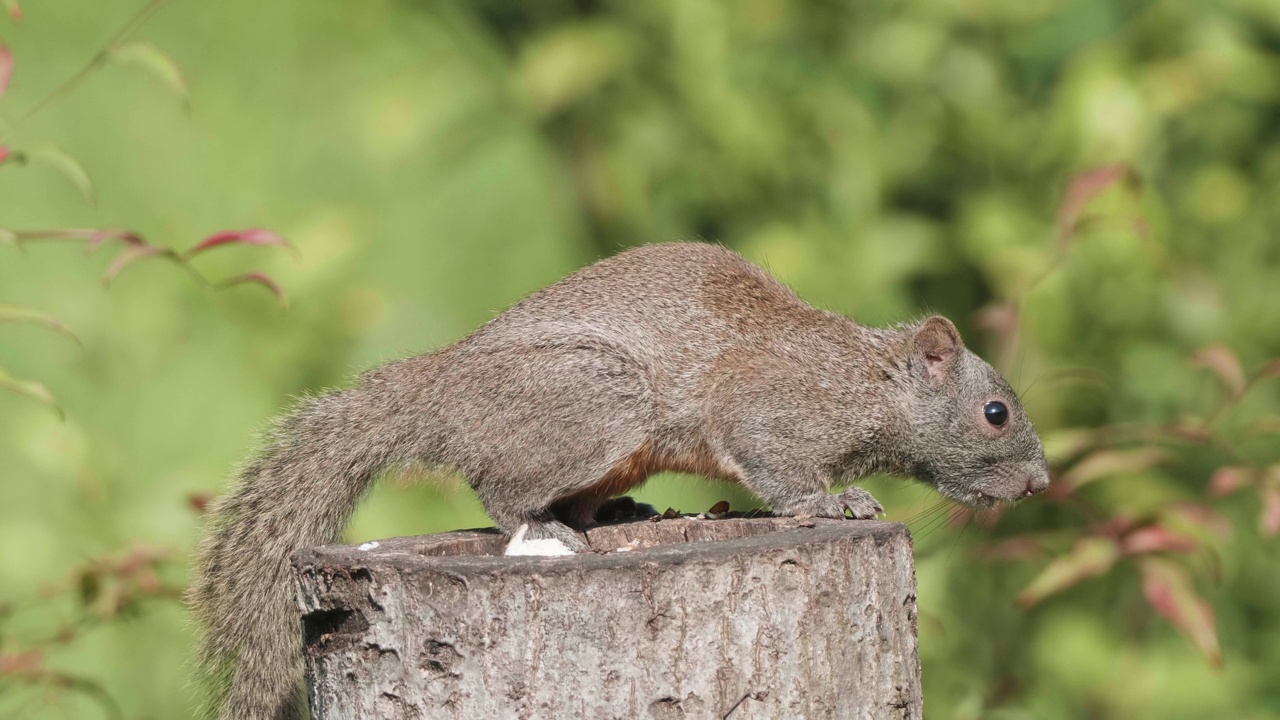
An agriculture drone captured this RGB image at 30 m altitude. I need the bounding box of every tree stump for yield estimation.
[292,517,921,719]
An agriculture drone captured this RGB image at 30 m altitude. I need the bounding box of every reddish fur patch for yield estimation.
[597,441,661,498]
[561,440,739,512]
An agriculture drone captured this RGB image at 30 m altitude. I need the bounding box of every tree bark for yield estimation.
[292,517,921,720]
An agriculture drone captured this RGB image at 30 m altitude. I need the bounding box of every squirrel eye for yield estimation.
[983,401,1009,427]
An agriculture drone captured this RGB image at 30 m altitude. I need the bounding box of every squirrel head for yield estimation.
[900,316,1049,507]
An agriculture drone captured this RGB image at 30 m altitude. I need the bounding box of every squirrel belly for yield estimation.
[189,241,1048,720]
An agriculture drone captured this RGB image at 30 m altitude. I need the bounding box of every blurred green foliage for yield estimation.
[2,0,1280,717]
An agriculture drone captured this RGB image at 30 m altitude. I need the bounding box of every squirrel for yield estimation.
[189,241,1049,720]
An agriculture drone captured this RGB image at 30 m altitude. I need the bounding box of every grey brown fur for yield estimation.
[189,242,1048,720]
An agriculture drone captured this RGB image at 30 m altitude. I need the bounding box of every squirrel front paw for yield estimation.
[783,487,884,520]
[834,487,884,519]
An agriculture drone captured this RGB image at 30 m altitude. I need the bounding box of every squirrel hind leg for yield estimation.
[484,473,658,554]
[523,519,589,553]
[491,508,590,553]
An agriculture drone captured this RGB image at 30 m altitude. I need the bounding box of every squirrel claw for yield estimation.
[781,488,883,520]
[836,487,884,520]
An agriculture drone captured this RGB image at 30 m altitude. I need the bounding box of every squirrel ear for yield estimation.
[912,316,963,387]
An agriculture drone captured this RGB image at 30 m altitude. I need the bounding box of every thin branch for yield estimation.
[5,228,139,244]
[0,0,173,143]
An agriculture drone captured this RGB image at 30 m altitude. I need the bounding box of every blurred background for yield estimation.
[2,0,1279,717]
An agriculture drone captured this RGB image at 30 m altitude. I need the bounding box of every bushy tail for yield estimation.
[188,380,413,720]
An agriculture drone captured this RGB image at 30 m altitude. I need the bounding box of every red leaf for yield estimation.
[1261,474,1280,537]
[1121,525,1197,556]
[185,228,296,259]
[3,1,19,22]
[1097,513,1139,540]
[974,301,1018,336]
[1209,466,1254,498]
[0,649,44,676]
[0,146,9,165]
[1164,502,1233,542]
[0,43,12,100]
[135,568,161,594]
[973,301,1021,374]
[214,272,288,309]
[1056,164,1137,241]
[102,245,171,285]
[1061,447,1166,490]
[1139,558,1222,668]
[1016,536,1119,607]
[187,492,214,513]
[1192,345,1246,400]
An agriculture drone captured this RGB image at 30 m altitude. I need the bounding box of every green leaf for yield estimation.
[0,366,63,419]
[102,245,173,286]
[1161,502,1233,544]
[512,21,636,117]
[1016,536,1119,607]
[26,144,95,204]
[1040,428,1098,466]
[0,305,83,347]
[110,41,189,107]
[1061,447,1167,490]
[1245,415,1280,437]
[1,0,20,23]
[214,272,289,310]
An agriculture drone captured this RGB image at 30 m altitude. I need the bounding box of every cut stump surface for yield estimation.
[293,517,921,720]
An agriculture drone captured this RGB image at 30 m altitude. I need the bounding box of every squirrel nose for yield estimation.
[1024,472,1050,497]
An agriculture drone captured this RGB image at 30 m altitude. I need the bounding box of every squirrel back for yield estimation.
[189,242,1048,719]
